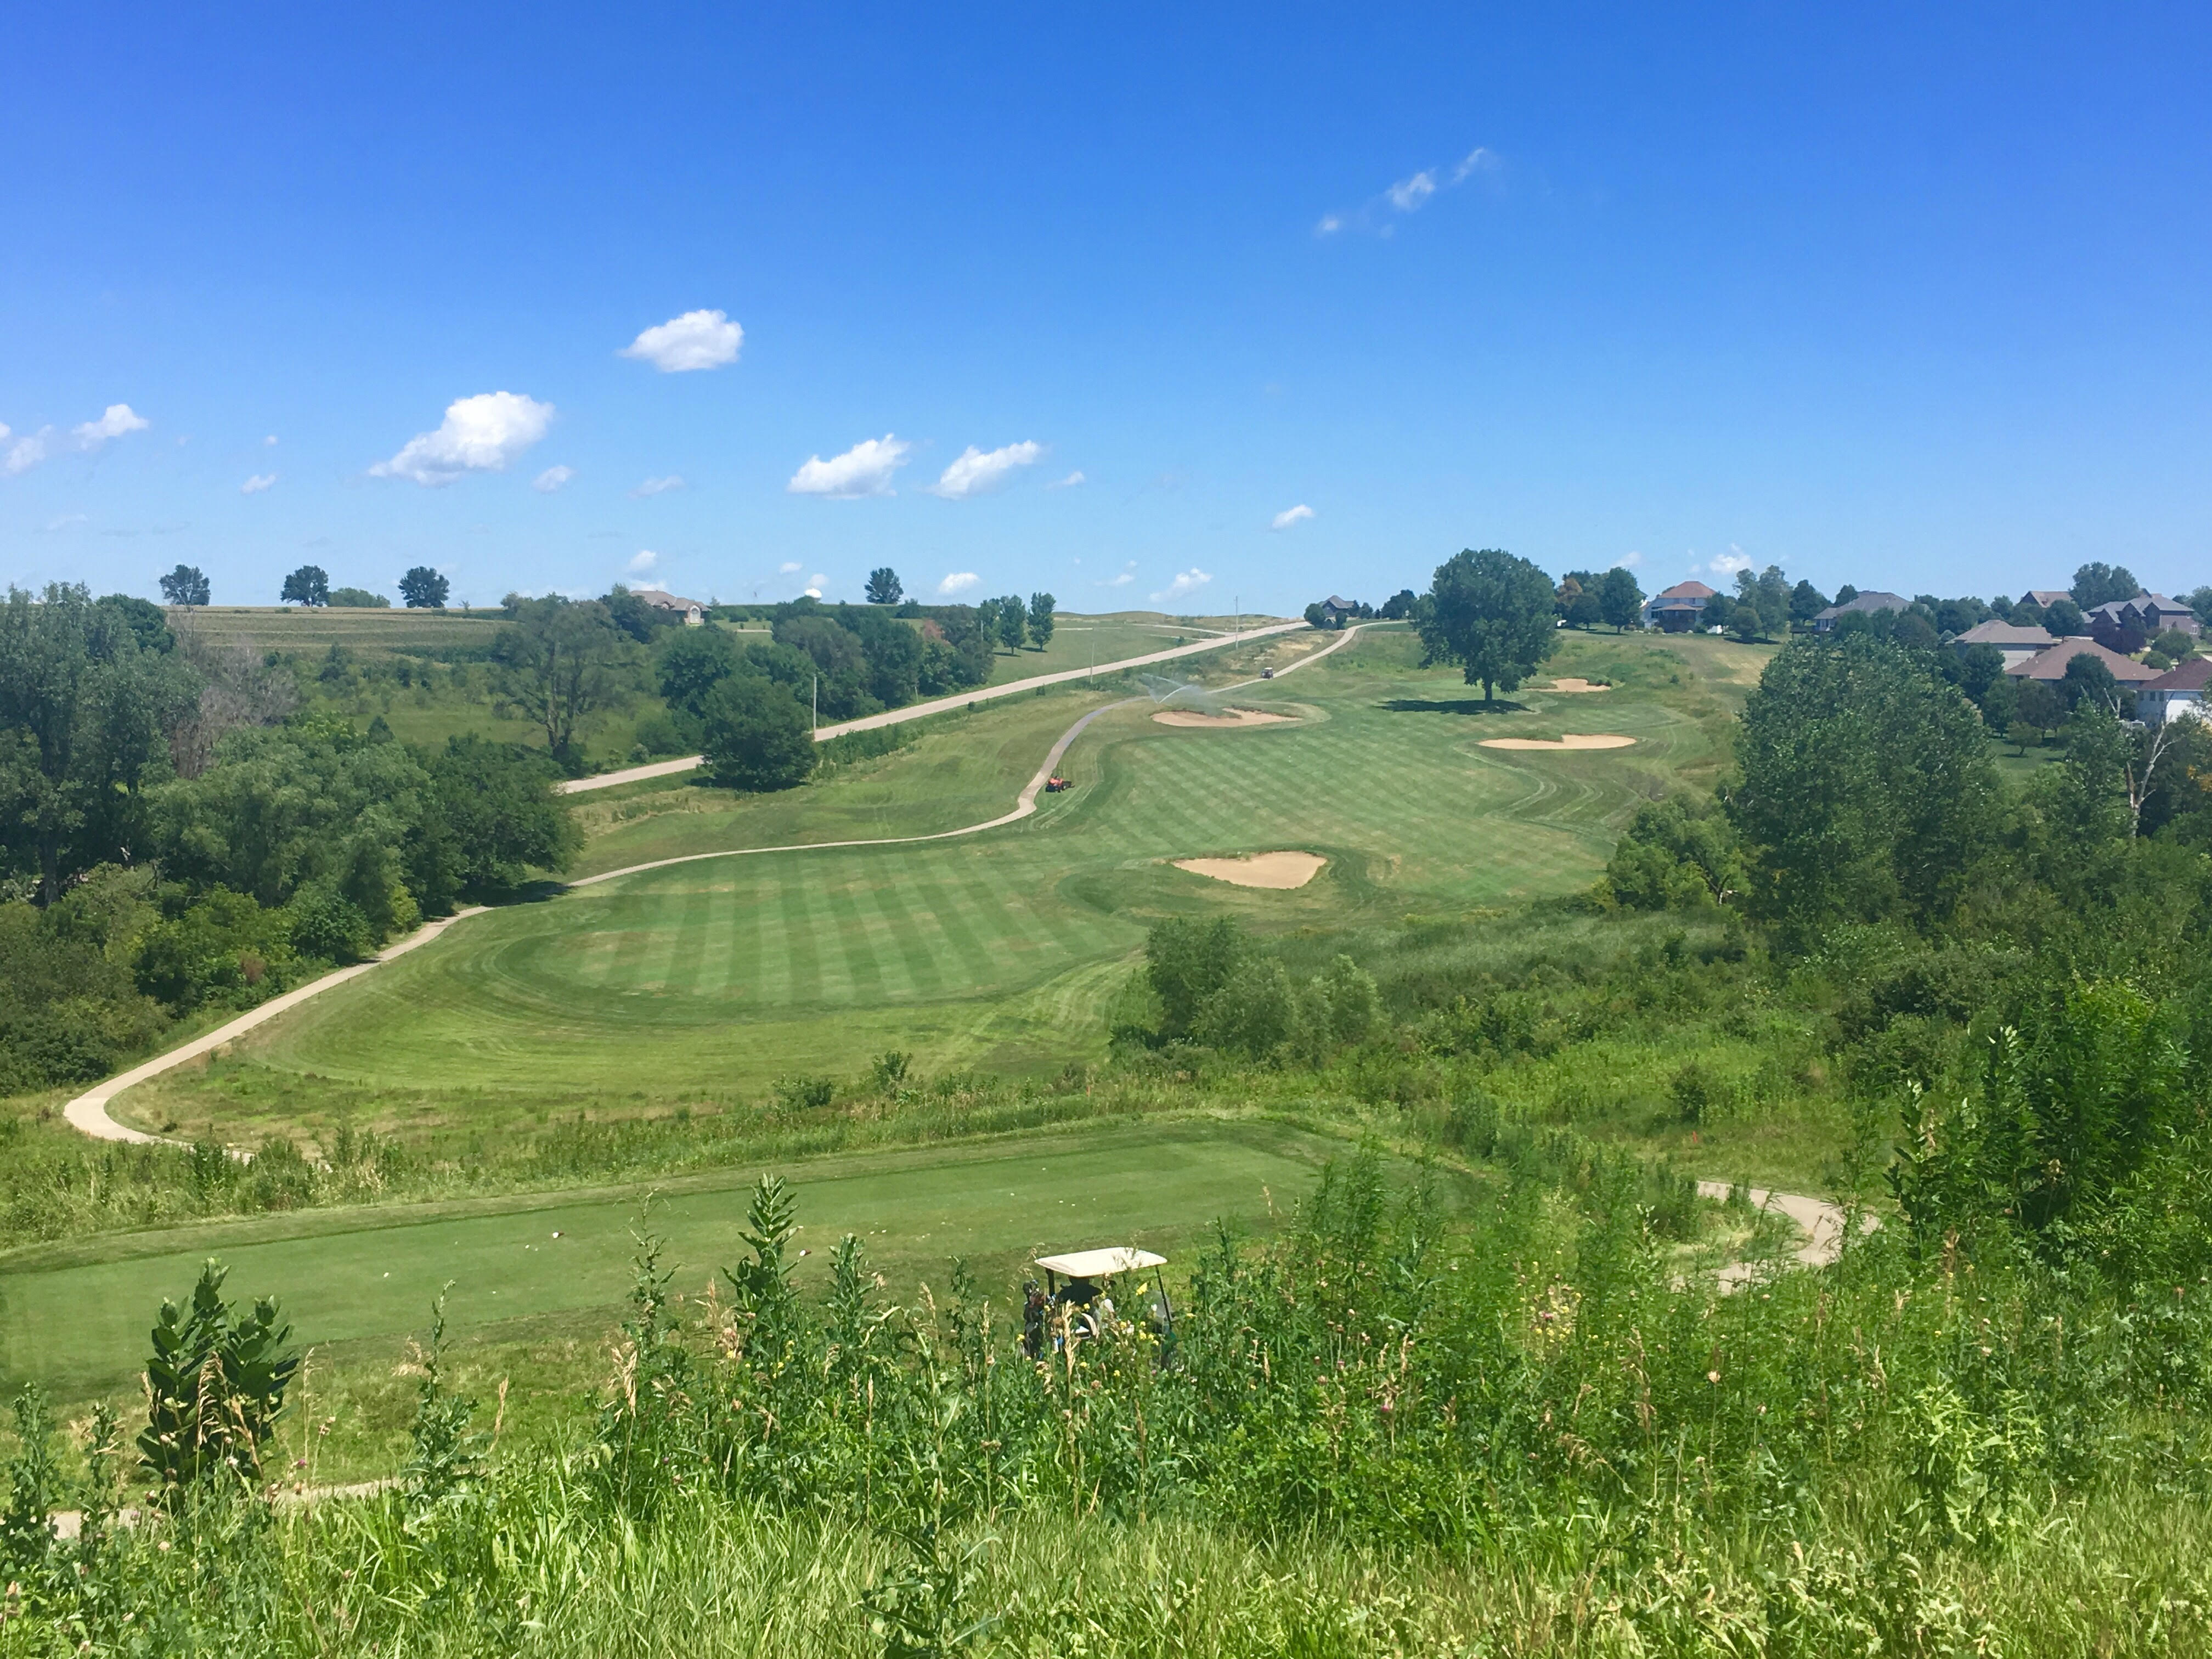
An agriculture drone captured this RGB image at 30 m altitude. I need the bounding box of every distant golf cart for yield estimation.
[1024,1246,1173,1357]
[1044,774,1072,792]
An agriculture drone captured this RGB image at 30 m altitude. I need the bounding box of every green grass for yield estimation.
[978,610,1290,686]
[171,604,511,656]
[0,1118,1359,1401]
[115,628,1748,1135]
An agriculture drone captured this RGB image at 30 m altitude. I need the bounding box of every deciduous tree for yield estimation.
[865,567,904,606]
[701,675,817,791]
[1415,549,1558,704]
[279,566,329,607]
[158,565,210,607]
[399,566,450,609]
[492,596,634,765]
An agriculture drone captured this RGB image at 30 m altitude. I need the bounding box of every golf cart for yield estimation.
[1025,1246,1172,1355]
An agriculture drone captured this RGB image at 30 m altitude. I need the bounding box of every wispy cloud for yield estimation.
[1612,550,1642,569]
[1316,145,1502,238]
[4,429,52,476]
[533,465,574,493]
[1706,545,1753,575]
[788,434,910,498]
[1096,561,1137,589]
[3,403,151,477]
[74,404,149,449]
[937,572,980,595]
[1271,504,1314,531]
[41,512,87,532]
[780,561,803,574]
[1152,568,1212,605]
[628,550,659,573]
[931,440,1043,499]
[1047,470,1086,489]
[240,473,277,495]
[630,475,684,497]
[370,392,555,486]
[619,309,743,373]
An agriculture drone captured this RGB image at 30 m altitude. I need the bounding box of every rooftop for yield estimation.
[1955,620,2056,646]
[1813,591,1908,621]
[2007,638,2163,683]
[1653,580,1717,601]
[2144,656,2212,692]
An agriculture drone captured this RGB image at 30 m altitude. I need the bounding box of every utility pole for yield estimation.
[812,674,818,734]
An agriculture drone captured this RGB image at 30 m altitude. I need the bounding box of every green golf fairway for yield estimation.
[0,1120,1357,1397]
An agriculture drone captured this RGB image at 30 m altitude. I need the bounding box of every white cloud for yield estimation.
[1450,146,1498,184]
[1152,568,1212,604]
[808,572,827,589]
[1386,170,1437,212]
[1708,545,1753,575]
[630,475,684,497]
[803,586,823,599]
[3,429,50,476]
[74,404,149,449]
[937,572,980,595]
[930,439,1044,499]
[619,308,743,373]
[264,434,279,446]
[1047,470,1086,489]
[43,512,87,532]
[1314,214,1344,237]
[532,464,574,493]
[1271,504,1315,531]
[370,391,555,486]
[788,433,910,498]
[1612,550,1643,569]
[778,561,803,574]
[628,550,659,573]
[240,473,277,494]
[1099,561,1137,588]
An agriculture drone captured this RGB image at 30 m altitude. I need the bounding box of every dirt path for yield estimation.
[561,619,1307,795]
[61,624,1379,1145]
[1696,1180,1878,1290]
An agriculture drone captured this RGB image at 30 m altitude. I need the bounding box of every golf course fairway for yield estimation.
[0,1120,1386,1397]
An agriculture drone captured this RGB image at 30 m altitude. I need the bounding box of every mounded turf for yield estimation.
[119,628,1741,1135]
[0,1119,1363,1398]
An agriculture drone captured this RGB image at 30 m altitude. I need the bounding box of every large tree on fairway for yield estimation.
[995,595,1028,652]
[280,565,330,607]
[1728,634,1997,932]
[159,565,210,607]
[492,596,634,765]
[398,566,450,609]
[701,674,817,791]
[1028,592,1056,647]
[1416,549,1558,704]
[1597,567,1644,631]
[865,567,903,605]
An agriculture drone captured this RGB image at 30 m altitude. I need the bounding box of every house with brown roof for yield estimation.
[2005,637,2162,685]
[1950,619,2055,667]
[637,590,707,626]
[1812,591,1909,632]
[2019,589,2074,610]
[1641,579,1717,633]
[2137,656,2212,726]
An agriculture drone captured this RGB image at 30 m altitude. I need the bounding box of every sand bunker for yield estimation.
[1173,851,1328,889]
[1153,708,1295,728]
[1545,678,1611,693]
[1479,733,1638,751]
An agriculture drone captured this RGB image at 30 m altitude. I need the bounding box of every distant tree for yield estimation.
[1833,584,1860,606]
[865,567,904,606]
[977,597,1001,645]
[1558,577,1603,629]
[97,594,174,656]
[2014,677,2063,742]
[1730,565,1792,642]
[280,566,330,607]
[2188,586,2212,630]
[600,585,675,645]
[2045,598,2086,637]
[1144,915,1244,1043]
[2153,628,2199,662]
[1416,549,1558,704]
[995,595,1028,652]
[1987,594,2018,623]
[1788,579,1829,626]
[1027,592,1056,648]
[1702,592,1735,633]
[399,566,450,609]
[1603,794,1745,910]
[1380,588,1419,620]
[1729,634,1999,932]
[1956,643,2007,707]
[1978,670,2019,733]
[701,675,817,791]
[2059,651,2121,716]
[159,565,210,607]
[1596,568,1644,632]
[1303,601,1331,629]
[491,596,634,765]
[417,735,579,894]
[1934,596,1990,636]
[2071,562,2141,610]
[327,588,390,608]
[654,625,742,718]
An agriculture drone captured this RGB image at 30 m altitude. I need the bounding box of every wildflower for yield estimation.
[1707,1370,1720,1384]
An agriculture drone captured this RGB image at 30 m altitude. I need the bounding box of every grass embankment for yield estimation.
[116,627,1734,1133]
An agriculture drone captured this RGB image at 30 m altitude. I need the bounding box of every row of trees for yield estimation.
[156,563,454,610]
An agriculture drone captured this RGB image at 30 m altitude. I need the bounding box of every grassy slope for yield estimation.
[117,627,1736,1138]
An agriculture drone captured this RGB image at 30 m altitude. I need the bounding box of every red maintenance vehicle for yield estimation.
[1045,775,1072,792]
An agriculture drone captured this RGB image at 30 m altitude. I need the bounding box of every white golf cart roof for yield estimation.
[1034,1247,1165,1279]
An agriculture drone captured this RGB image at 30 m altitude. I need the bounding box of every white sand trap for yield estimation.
[1545,678,1611,693]
[1479,733,1638,751]
[1152,708,1295,728]
[1173,851,1328,889]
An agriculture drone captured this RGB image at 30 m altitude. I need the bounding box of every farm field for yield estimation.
[117,627,1752,1143]
[169,603,511,656]
[977,610,1288,686]
[0,1118,1373,1401]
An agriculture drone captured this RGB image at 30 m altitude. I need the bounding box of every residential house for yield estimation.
[2005,637,2162,686]
[639,590,707,627]
[1641,580,1717,633]
[1812,591,1909,632]
[1950,619,2056,667]
[2019,590,2074,611]
[1317,595,1359,627]
[2136,656,2212,726]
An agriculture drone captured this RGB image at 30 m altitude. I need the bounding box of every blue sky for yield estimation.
[4,3,2210,613]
